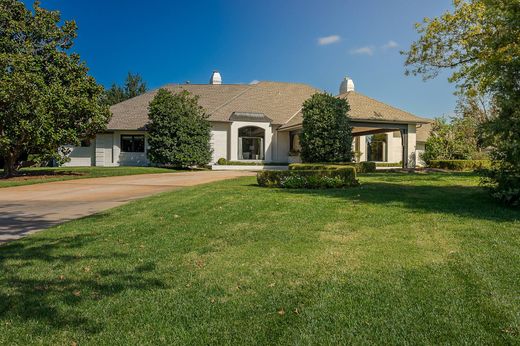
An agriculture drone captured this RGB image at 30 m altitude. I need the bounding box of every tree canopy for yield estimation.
[0,0,110,176]
[300,93,353,163]
[404,0,520,206]
[104,72,147,106]
[147,89,212,168]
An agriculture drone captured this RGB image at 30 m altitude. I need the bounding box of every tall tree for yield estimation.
[147,89,212,168]
[104,72,147,106]
[124,72,147,99]
[104,83,126,106]
[421,113,486,165]
[404,0,520,206]
[300,93,353,163]
[0,0,110,176]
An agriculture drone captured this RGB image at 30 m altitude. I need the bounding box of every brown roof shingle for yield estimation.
[280,91,430,130]
[108,82,318,130]
[108,82,429,131]
[416,122,433,142]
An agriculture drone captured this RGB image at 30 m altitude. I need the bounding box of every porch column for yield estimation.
[358,136,367,162]
[402,124,417,168]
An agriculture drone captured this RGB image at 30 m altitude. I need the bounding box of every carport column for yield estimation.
[403,124,417,168]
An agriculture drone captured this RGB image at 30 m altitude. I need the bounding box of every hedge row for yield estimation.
[216,158,288,166]
[289,161,376,173]
[257,167,358,188]
[428,160,491,171]
[376,162,402,167]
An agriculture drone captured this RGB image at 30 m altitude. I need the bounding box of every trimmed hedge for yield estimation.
[257,167,358,188]
[289,161,376,173]
[216,158,288,166]
[428,160,491,171]
[376,162,402,168]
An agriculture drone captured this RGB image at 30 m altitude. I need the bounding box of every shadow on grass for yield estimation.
[259,181,520,222]
[0,234,166,334]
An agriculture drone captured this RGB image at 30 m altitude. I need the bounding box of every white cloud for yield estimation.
[382,40,399,50]
[350,46,375,56]
[249,80,260,85]
[318,35,341,46]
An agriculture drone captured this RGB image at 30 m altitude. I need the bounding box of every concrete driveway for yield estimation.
[0,170,254,243]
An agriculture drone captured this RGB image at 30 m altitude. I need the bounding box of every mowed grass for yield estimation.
[0,166,176,188]
[0,173,519,344]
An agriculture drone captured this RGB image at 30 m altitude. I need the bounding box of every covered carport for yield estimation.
[351,120,417,168]
[277,89,431,168]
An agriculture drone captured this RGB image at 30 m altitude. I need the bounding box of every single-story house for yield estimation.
[64,72,431,168]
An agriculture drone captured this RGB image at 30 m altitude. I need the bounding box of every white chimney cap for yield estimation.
[339,76,355,94]
[210,70,222,85]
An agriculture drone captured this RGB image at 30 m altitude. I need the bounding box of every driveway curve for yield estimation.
[0,170,254,243]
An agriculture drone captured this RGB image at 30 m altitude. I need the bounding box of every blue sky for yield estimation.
[26,0,457,118]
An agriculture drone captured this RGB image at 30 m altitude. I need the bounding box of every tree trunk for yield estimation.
[2,153,17,178]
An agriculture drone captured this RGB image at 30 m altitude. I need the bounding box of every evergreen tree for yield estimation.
[300,93,353,163]
[104,72,147,106]
[147,89,212,168]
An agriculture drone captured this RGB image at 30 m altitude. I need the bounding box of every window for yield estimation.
[289,131,301,154]
[121,135,145,153]
[366,134,387,162]
[238,126,264,160]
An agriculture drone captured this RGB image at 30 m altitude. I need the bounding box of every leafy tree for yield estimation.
[300,93,353,163]
[421,118,455,164]
[124,72,147,99]
[404,0,520,206]
[104,72,147,106]
[147,89,212,168]
[0,0,110,176]
[104,83,126,106]
[422,94,492,165]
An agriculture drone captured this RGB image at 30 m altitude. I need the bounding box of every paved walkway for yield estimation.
[0,171,254,243]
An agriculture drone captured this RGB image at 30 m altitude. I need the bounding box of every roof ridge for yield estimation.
[206,84,257,116]
[257,80,319,89]
[282,107,303,127]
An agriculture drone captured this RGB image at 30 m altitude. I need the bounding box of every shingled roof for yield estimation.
[279,91,430,130]
[107,82,429,131]
[416,122,433,142]
[107,82,318,130]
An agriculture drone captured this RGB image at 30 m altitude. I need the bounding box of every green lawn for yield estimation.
[0,166,176,188]
[0,173,519,344]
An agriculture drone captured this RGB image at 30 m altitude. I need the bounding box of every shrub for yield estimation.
[289,162,376,173]
[147,89,212,168]
[376,162,402,167]
[215,159,288,166]
[300,93,353,163]
[257,167,358,189]
[354,162,377,173]
[428,160,491,171]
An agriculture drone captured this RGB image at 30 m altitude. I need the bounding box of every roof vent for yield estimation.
[209,70,222,85]
[339,76,355,94]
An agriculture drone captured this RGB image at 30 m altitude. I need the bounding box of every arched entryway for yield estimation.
[238,126,265,160]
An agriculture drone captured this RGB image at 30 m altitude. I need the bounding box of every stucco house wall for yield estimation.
[275,130,291,163]
[210,122,230,163]
[229,121,274,162]
[62,142,95,167]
